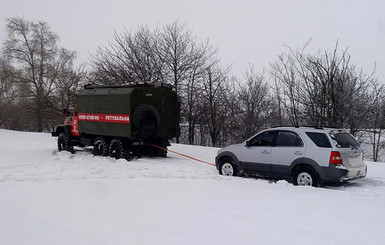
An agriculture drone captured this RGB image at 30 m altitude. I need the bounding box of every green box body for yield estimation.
[77,85,180,140]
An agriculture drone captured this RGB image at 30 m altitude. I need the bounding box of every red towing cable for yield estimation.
[150,144,216,167]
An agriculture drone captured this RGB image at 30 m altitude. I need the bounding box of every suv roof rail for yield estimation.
[301,125,324,130]
[83,81,173,90]
[273,125,325,130]
[271,125,346,130]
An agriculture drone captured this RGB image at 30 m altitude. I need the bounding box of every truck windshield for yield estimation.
[329,131,359,148]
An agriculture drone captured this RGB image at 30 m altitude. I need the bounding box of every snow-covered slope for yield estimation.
[1,129,385,245]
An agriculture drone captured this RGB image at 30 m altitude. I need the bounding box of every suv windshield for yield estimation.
[330,131,359,148]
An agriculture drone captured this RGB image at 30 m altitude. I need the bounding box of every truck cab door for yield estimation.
[71,107,79,137]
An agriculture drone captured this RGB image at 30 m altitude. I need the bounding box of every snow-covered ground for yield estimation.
[1,129,385,245]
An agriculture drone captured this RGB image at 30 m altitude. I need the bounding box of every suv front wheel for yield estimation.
[219,158,237,176]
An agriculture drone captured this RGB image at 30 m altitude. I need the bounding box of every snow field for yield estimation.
[1,129,385,245]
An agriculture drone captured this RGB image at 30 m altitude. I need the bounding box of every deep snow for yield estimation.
[1,129,385,245]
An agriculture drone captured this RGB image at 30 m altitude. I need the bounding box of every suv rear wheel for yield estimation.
[293,166,319,187]
[219,158,237,176]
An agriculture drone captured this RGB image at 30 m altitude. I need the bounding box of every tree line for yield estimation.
[1,17,384,160]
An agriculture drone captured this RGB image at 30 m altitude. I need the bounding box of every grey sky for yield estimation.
[1,0,385,82]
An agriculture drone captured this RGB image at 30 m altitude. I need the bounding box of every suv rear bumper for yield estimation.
[318,164,367,183]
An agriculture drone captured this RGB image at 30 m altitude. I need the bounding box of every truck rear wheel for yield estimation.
[158,149,167,157]
[109,138,125,159]
[93,137,109,156]
[153,147,167,157]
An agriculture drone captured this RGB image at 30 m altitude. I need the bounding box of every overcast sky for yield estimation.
[1,0,385,82]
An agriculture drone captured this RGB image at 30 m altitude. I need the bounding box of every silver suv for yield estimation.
[215,127,367,186]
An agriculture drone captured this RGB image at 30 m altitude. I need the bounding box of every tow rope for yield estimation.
[150,144,216,167]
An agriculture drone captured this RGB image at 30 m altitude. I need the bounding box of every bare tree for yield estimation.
[46,49,85,129]
[91,26,164,84]
[362,87,385,162]
[236,65,273,139]
[270,53,303,126]
[181,43,218,144]
[0,56,18,128]
[198,65,230,147]
[270,42,380,129]
[159,21,198,95]
[3,17,82,131]
[4,18,58,131]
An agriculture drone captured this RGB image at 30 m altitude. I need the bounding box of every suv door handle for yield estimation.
[294,151,303,155]
[262,150,270,154]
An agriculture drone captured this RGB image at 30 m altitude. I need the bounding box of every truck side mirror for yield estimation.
[245,140,250,147]
[63,108,70,116]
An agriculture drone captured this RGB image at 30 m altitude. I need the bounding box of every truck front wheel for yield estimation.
[58,133,74,153]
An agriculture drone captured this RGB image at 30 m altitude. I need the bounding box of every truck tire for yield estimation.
[125,148,135,161]
[109,138,125,159]
[93,137,109,156]
[132,104,159,139]
[157,148,167,158]
[152,147,167,157]
[58,133,74,153]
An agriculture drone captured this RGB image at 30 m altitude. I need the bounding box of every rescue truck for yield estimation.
[52,82,180,159]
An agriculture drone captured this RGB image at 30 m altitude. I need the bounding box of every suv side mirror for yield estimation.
[245,140,251,147]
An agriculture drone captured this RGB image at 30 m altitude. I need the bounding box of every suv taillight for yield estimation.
[329,151,343,165]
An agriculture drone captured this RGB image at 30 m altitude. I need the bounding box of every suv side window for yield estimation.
[305,132,332,148]
[249,131,276,147]
[276,131,303,147]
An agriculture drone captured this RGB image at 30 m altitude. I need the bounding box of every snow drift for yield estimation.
[1,129,385,245]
